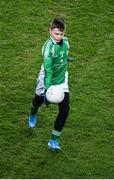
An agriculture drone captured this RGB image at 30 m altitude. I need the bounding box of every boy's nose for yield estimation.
[58,34,61,38]
[58,36,62,41]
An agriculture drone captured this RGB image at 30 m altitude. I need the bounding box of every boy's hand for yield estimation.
[67,56,73,62]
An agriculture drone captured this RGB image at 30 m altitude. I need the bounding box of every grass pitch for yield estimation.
[0,0,114,178]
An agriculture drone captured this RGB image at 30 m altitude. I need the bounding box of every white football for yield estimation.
[46,86,64,104]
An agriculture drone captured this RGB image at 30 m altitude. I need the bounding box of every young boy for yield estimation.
[28,18,70,151]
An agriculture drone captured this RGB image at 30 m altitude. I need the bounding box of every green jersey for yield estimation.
[42,36,70,89]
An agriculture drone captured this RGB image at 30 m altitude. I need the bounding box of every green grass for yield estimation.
[0,0,114,178]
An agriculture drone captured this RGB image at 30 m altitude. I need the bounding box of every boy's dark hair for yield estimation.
[50,18,66,31]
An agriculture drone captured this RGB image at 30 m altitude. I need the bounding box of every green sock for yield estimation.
[51,134,59,140]
[51,129,62,140]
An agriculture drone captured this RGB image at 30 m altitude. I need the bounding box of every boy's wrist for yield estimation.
[67,56,73,62]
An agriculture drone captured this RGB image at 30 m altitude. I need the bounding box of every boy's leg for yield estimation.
[31,94,44,115]
[48,92,70,150]
[54,92,70,132]
[29,65,45,127]
[29,94,44,128]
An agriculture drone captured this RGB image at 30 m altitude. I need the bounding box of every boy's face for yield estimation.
[49,28,65,43]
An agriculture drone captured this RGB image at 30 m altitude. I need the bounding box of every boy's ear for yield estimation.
[49,28,51,33]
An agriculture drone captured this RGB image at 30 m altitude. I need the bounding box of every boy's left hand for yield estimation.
[67,56,73,62]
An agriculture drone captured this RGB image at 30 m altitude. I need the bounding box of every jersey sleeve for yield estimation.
[63,37,70,50]
[42,42,53,90]
[63,37,70,58]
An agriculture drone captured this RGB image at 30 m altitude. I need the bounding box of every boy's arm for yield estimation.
[42,41,53,90]
[64,37,73,62]
[43,57,53,90]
